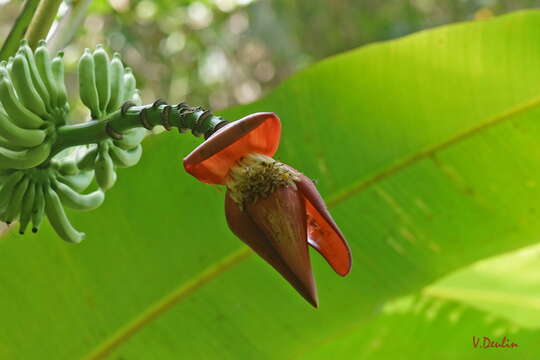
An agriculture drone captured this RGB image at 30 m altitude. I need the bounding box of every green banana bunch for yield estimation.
[3,40,69,122]
[0,42,151,244]
[0,169,49,235]
[0,39,75,172]
[0,164,106,242]
[78,45,142,118]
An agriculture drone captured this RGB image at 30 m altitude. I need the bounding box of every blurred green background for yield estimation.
[1,0,539,111]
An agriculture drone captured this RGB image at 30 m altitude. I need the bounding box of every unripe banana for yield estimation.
[113,128,147,150]
[109,143,142,168]
[19,180,35,234]
[53,179,104,211]
[95,143,116,190]
[10,52,49,118]
[51,52,68,110]
[10,52,48,118]
[57,170,94,193]
[44,185,85,243]
[78,48,101,118]
[0,135,19,150]
[131,89,142,106]
[31,183,45,233]
[123,67,136,101]
[0,140,51,169]
[93,45,111,114]
[35,40,58,110]
[0,75,44,129]
[76,145,97,171]
[0,170,24,220]
[4,175,29,223]
[18,39,51,111]
[0,108,46,147]
[107,53,125,113]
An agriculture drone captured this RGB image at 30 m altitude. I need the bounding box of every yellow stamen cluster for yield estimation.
[226,153,300,209]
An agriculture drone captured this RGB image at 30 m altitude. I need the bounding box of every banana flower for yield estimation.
[183,113,351,307]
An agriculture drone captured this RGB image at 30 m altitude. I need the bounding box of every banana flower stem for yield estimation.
[51,101,228,156]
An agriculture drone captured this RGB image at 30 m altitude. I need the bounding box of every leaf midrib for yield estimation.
[83,94,540,359]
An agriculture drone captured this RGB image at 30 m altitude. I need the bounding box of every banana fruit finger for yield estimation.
[78,48,100,119]
[31,183,45,233]
[10,52,48,118]
[0,75,44,129]
[53,179,104,211]
[19,180,35,234]
[44,185,85,243]
[0,170,24,220]
[0,140,51,170]
[35,40,58,112]
[18,39,51,111]
[123,67,136,101]
[109,144,142,168]
[93,45,111,115]
[57,170,94,193]
[4,175,29,223]
[113,128,147,150]
[95,143,116,191]
[107,53,125,113]
[0,109,46,147]
[51,52,69,112]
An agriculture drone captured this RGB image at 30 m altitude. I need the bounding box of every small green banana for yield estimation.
[31,182,45,233]
[93,45,111,114]
[95,142,116,191]
[51,52,68,111]
[78,48,101,119]
[53,179,104,211]
[10,52,48,118]
[44,185,85,243]
[0,135,20,150]
[0,109,46,147]
[0,75,44,129]
[18,39,51,111]
[57,170,94,193]
[107,53,125,113]
[113,128,147,150]
[123,67,136,101]
[0,170,24,220]
[19,180,35,234]
[4,175,29,223]
[109,143,142,168]
[34,40,58,110]
[0,140,51,170]
[131,89,142,106]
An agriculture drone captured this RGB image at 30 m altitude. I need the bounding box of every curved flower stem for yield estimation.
[25,0,63,48]
[52,102,228,156]
[0,0,40,60]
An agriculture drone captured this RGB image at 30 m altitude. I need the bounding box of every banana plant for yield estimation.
[0,39,351,307]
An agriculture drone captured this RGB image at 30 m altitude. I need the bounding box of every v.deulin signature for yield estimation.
[473,336,518,349]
